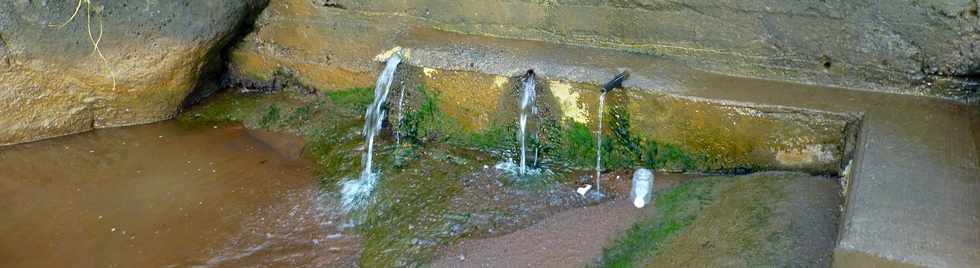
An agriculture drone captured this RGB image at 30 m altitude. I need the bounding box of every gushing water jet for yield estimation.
[518,70,537,176]
[594,71,629,193]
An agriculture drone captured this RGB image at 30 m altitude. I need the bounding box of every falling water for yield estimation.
[394,82,406,145]
[518,70,537,175]
[340,53,402,212]
[594,92,606,192]
[593,71,627,194]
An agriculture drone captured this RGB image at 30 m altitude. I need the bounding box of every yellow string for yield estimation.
[52,0,116,91]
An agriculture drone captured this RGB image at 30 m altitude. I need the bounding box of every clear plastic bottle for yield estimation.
[630,168,655,208]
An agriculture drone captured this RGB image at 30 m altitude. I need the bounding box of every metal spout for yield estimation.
[601,71,629,93]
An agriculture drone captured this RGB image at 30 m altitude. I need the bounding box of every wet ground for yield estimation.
[0,122,358,268]
[432,172,692,268]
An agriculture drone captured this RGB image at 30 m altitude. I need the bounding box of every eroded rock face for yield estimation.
[0,0,268,145]
[231,0,979,101]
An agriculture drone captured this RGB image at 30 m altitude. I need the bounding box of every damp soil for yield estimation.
[431,172,694,268]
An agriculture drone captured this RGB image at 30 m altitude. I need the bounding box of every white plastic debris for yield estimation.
[630,168,655,208]
[576,184,592,196]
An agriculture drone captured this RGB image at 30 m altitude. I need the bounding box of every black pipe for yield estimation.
[602,71,629,93]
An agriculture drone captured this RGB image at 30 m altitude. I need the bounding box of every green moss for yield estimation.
[259,104,282,128]
[399,86,447,144]
[358,146,476,267]
[642,140,697,172]
[608,102,643,162]
[457,124,516,153]
[285,103,314,125]
[305,118,364,188]
[557,121,596,168]
[326,87,374,110]
[394,85,522,158]
[175,92,266,127]
[544,100,705,173]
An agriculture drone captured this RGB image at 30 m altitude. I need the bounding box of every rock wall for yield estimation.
[0,0,268,145]
[231,0,979,101]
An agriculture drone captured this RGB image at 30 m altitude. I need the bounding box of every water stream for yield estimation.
[518,71,537,175]
[395,81,407,145]
[593,71,627,193]
[594,92,607,192]
[340,53,402,212]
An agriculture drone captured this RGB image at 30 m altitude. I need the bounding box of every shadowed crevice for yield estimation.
[179,0,272,111]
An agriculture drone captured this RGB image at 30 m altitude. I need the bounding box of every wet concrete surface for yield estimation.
[391,28,980,267]
[0,122,358,268]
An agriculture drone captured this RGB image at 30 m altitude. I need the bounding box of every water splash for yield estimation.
[341,53,402,212]
[518,70,537,175]
[495,159,544,177]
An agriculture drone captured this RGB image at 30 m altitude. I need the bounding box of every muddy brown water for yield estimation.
[0,122,359,268]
